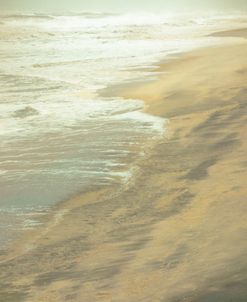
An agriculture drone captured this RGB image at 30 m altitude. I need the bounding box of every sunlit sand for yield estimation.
[0,12,246,302]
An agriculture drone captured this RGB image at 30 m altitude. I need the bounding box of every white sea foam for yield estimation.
[0,11,246,248]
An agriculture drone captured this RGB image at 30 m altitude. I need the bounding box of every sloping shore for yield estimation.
[209,27,247,38]
[0,33,247,301]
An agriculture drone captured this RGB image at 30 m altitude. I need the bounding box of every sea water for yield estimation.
[0,12,246,248]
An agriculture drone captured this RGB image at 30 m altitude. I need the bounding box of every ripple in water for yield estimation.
[0,11,245,249]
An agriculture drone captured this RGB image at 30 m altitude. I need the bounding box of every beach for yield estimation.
[0,28,247,302]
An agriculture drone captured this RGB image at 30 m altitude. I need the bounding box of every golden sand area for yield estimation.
[0,28,246,302]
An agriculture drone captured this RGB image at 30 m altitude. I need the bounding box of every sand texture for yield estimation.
[0,31,246,302]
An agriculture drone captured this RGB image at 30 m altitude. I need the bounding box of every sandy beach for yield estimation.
[0,29,247,302]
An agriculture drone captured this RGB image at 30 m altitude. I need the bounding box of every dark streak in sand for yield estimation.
[183,158,218,180]
[0,37,247,302]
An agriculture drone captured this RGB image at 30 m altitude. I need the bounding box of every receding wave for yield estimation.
[0,11,245,250]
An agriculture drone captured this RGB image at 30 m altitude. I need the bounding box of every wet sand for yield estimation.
[0,30,247,301]
[209,27,247,38]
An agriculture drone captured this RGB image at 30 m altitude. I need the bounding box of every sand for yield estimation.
[209,28,247,38]
[0,30,246,302]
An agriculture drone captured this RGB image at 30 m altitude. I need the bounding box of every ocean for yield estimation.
[0,11,246,249]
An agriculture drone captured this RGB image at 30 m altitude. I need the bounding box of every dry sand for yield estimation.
[0,30,246,302]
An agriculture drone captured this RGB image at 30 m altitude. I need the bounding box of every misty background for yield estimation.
[1,0,247,13]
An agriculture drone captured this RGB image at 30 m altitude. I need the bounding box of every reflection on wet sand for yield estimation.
[0,29,247,302]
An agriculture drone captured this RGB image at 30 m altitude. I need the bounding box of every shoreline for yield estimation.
[0,117,167,262]
[0,29,247,301]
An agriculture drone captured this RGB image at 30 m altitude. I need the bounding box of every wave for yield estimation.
[0,14,54,20]
[73,12,118,18]
[32,60,82,68]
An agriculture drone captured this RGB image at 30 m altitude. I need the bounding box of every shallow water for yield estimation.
[0,11,246,248]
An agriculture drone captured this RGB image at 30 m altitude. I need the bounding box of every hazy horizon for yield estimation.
[1,0,247,14]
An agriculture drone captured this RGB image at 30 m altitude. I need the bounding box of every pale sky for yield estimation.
[1,0,247,13]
